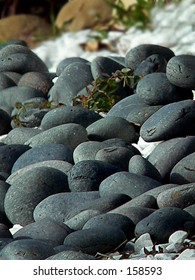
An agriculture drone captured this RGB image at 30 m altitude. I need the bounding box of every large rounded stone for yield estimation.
[125,44,175,69]
[128,155,162,182]
[83,213,135,240]
[166,55,195,89]
[0,239,55,260]
[13,218,71,246]
[99,171,161,198]
[135,207,195,243]
[2,127,41,145]
[140,100,195,142]
[136,72,192,105]
[68,160,120,191]
[0,44,48,73]
[63,226,127,255]
[86,116,137,142]
[40,106,102,130]
[25,123,88,150]
[11,143,73,173]
[56,57,89,76]
[48,62,93,105]
[170,152,195,184]
[33,191,100,223]
[148,136,195,182]
[157,183,195,209]
[4,167,69,225]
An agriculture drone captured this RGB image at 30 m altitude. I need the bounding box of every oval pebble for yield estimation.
[125,44,175,69]
[18,72,53,94]
[2,127,41,145]
[68,160,120,192]
[11,143,73,173]
[63,226,127,255]
[56,57,89,76]
[0,44,48,73]
[140,100,195,142]
[128,155,162,182]
[4,166,69,225]
[170,152,195,184]
[0,239,55,260]
[136,72,192,105]
[95,146,137,171]
[99,171,161,198]
[157,183,195,209]
[86,116,137,142]
[13,218,72,246]
[33,191,100,223]
[25,123,88,150]
[48,62,93,105]
[166,55,195,89]
[40,106,102,130]
[135,207,195,243]
[148,136,195,182]
[83,213,135,240]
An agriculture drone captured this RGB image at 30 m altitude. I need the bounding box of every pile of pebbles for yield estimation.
[0,39,195,260]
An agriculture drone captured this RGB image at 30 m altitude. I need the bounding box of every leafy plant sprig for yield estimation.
[73,68,142,113]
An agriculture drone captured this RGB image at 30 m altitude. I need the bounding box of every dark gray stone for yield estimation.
[68,160,120,192]
[47,250,97,260]
[86,116,137,142]
[25,123,88,150]
[0,144,30,174]
[166,55,195,89]
[48,62,93,105]
[170,152,195,184]
[0,44,48,73]
[110,206,155,225]
[126,104,162,126]
[33,191,100,223]
[125,44,175,69]
[40,106,102,130]
[157,183,195,209]
[0,180,10,221]
[140,100,195,142]
[135,207,195,243]
[136,72,192,105]
[11,143,73,173]
[95,146,137,171]
[7,160,73,185]
[0,109,11,135]
[148,136,195,182]
[63,226,127,255]
[91,56,124,79]
[18,72,53,95]
[107,94,145,119]
[3,71,22,84]
[99,171,161,198]
[0,72,16,90]
[13,218,72,246]
[65,209,102,231]
[56,57,89,76]
[34,192,129,224]
[133,54,167,76]
[4,166,69,225]
[83,213,135,240]
[128,155,162,182]
[2,127,41,145]
[0,239,55,260]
